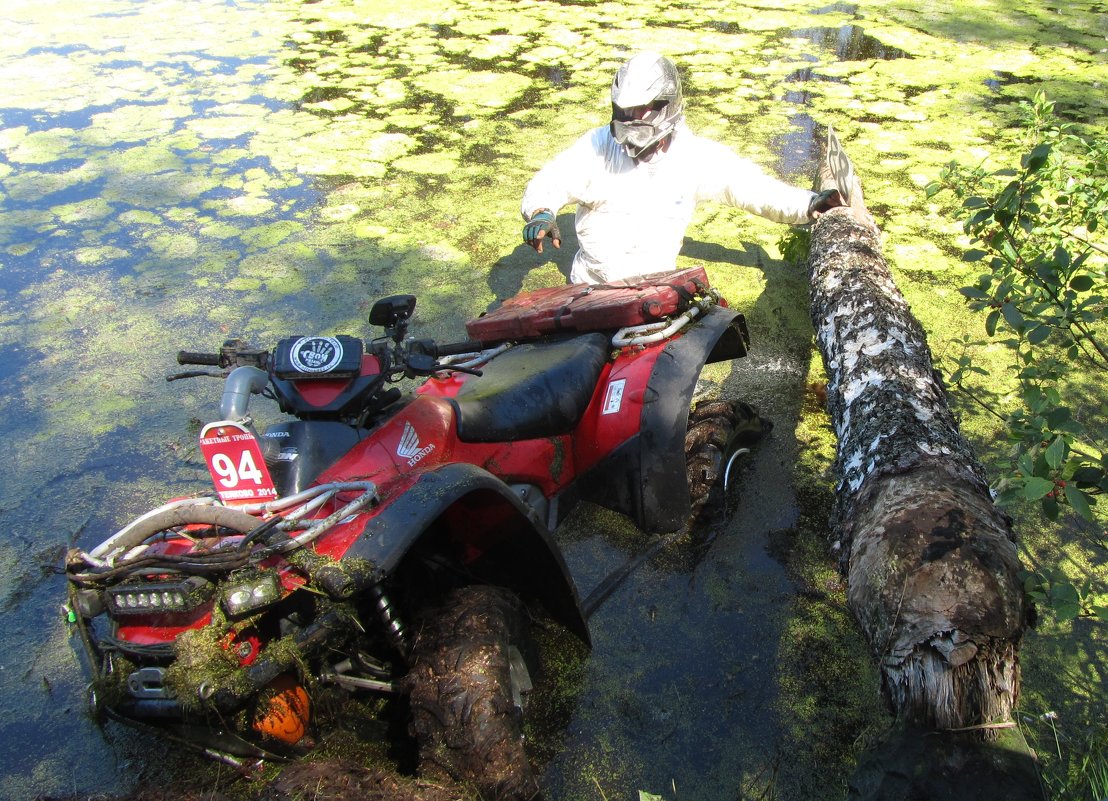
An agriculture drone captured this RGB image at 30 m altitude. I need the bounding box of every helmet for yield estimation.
[610,52,684,160]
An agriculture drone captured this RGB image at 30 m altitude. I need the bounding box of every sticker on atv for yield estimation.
[199,420,278,504]
[602,379,626,415]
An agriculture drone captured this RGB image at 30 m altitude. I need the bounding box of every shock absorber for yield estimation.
[369,584,408,657]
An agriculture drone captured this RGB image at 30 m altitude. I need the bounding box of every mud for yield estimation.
[39,759,470,801]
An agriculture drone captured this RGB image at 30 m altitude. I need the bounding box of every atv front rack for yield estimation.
[71,482,377,576]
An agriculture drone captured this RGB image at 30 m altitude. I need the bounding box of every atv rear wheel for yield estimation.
[685,399,771,515]
[406,585,540,801]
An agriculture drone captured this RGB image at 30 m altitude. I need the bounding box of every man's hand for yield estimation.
[807,188,846,219]
[523,210,561,253]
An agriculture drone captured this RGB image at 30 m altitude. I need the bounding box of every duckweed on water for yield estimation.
[1,0,1105,797]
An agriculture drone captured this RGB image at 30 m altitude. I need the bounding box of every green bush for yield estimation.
[927,92,1107,624]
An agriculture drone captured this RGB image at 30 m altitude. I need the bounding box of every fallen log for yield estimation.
[807,131,1029,731]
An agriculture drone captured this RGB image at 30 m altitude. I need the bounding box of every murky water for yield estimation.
[1,0,1105,799]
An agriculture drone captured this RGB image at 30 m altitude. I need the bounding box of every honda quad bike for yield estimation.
[65,266,765,800]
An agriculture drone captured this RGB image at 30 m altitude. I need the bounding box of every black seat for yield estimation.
[450,333,611,442]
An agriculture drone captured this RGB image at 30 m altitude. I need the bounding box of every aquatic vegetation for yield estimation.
[0,0,1105,797]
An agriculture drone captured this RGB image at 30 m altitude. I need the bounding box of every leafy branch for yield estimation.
[928,94,1107,631]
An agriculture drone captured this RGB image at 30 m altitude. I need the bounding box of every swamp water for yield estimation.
[1,0,1105,799]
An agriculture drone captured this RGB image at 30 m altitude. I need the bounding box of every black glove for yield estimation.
[807,188,846,218]
[523,210,561,253]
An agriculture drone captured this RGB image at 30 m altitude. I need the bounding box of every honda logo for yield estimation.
[397,421,435,466]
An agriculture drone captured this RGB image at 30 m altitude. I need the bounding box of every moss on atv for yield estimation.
[284,550,381,596]
[166,622,255,712]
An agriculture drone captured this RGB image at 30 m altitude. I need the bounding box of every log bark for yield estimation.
[807,144,1029,731]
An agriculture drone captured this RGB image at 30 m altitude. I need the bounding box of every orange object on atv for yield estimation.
[251,674,310,745]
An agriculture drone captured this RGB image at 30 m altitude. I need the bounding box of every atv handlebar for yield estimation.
[426,340,486,358]
[176,339,271,370]
[177,350,221,366]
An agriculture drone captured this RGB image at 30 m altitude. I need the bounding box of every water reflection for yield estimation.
[790,25,910,61]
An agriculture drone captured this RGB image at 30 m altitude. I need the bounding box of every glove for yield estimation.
[807,188,846,219]
[523,210,561,253]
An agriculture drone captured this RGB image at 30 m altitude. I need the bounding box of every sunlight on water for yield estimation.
[0,0,1104,798]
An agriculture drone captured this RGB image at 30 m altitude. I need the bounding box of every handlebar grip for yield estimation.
[435,340,485,357]
[177,351,222,366]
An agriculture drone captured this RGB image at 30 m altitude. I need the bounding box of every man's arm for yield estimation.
[520,128,607,251]
[696,137,820,225]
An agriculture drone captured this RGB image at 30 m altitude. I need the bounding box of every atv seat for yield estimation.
[449,333,611,442]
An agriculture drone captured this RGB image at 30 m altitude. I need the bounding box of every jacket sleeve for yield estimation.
[520,128,606,220]
[695,138,815,225]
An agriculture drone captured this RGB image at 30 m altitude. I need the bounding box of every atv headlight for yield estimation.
[106,577,211,616]
[222,571,281,618]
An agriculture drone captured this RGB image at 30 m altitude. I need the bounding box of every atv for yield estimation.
[65,266,764,799]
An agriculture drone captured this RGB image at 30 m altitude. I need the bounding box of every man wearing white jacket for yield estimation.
[521,52,842,285]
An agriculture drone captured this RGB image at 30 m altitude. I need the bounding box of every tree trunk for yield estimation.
[807,143,1029,731]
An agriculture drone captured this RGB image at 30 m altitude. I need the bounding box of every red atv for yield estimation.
[65,267,765,799]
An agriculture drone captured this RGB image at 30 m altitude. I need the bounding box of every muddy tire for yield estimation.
[685,399,771,514]
[406,585,540,801]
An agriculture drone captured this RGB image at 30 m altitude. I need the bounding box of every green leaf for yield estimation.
[963,196,988,209]
[1041,495,1060,520]
[1054,600,1081,621]
[1071,466,1104,486]
[985,309,1000,337]
[1048,580,1080,605]
[1023,143,1052,172]
[1045,437,1066,469]
[1023,477,1055,499]
[962,249,989,262]
[1069,275,1094,292]
[1027,325,1051,345]
[1063,483,1095,521]
[639,792,665,801]
[1044,406,1072,427]
[1002,302,1025,330]
[970,208,994,226]
[959,286,989,300]
[997,180,1021,211]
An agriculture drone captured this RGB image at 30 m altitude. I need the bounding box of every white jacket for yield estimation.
[521,122,815,284]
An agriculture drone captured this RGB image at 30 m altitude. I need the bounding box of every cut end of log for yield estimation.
[885,637,1020,733]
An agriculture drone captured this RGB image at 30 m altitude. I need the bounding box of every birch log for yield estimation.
[807,144,1028,730]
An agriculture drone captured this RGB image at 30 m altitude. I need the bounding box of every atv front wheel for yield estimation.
[406,585,540,801]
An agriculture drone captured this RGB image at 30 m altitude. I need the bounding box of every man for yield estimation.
[521,52,843,284]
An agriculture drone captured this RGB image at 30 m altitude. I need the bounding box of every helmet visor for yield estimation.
[612,119,661,148]
[611,102,667,148]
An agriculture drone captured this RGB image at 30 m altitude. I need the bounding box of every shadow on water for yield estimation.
[847,723,1044,801]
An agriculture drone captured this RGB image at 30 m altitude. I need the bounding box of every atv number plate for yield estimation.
[199,421,278,505]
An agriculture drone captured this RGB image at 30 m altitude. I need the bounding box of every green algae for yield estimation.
[0,0,1105,797]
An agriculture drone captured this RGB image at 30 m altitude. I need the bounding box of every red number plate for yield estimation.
[199,421,278,505]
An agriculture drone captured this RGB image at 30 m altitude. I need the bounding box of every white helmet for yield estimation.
[610,52,684,160]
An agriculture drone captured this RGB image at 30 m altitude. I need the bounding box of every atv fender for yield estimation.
[579,304,749,533]
[344,462,589,643]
